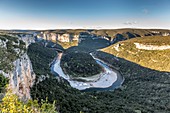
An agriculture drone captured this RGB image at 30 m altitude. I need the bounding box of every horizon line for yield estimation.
[1,27,170,31]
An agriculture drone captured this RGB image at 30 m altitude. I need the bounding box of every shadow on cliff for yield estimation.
[93,51,170,87]
[30,50,170,113]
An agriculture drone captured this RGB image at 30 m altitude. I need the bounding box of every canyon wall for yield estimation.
[0,34,36,100]
[37,32,79,42]
[9,53,35,100]
[134,43,170,50]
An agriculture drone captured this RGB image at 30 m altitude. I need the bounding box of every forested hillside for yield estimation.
[102,36,170,72]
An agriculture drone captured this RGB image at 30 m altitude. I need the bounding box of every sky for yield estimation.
[0,0,170,30]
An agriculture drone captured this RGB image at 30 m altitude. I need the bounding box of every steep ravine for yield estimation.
[51,53,123,91]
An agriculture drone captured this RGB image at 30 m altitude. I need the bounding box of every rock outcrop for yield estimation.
[8,33,35,47]
[36,32,80,42]
[9,53,36,100]
[19,34,35,47]
[0,34,36,100]
[134,43,170,50]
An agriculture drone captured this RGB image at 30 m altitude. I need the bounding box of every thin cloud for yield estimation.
[123,21,138,25]
[142,9,149,14]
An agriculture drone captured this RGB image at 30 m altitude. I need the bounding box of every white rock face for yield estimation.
[72,34,79,41]
[37,32,80,42]
[9,53,36,100]
[151,31,160,34]
[19,35,35,47]
[57,34,70,42]
[0,39,8,48]
[50,33,57,41]
[0,70,9,77]
[162,32,170,36]
[134,43,170,50]
[114,44,120,52]
[0,34,36,100]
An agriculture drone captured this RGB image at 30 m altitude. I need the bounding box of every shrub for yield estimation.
[0,74,8,93]
[0,91,57,113]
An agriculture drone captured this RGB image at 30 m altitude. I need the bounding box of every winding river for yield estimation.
[51,52,124,91]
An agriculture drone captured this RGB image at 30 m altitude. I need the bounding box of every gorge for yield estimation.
[1,29,170,113]
[51,52,123,91]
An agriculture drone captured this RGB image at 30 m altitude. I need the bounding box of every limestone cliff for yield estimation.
[0,34,36,100]
[9,53,35,100]
[134,43,170,50]
[36,32,80,42]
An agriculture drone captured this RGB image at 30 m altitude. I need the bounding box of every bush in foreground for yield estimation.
[0,91,57,113]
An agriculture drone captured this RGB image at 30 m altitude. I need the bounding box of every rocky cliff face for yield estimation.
[9,53,35,100]
[36,32,80,42]
[19,34,35,47]
[9,33,35,47]
[0,34,36,100]
[134,43,170,50]
[35,29,170,45]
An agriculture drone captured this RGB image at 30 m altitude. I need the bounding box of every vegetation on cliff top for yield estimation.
[57,40,78,49]
[102,36,170,72]
[0,35,26,72]
[78,38,110,50]
[91,28,170,39]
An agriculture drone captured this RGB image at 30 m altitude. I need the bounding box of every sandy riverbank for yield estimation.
[52,53,118,90]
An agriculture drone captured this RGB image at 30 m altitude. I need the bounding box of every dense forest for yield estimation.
[0,74,8,93]
[27,42,57,77]
[79,38,110,50]
[102,36,170,72]
[60,48,102,77]
[29,42,170,113]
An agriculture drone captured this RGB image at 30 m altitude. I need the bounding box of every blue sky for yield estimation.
[0,0,170,29]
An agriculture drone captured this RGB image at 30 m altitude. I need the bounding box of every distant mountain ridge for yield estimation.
[2,28,170,44]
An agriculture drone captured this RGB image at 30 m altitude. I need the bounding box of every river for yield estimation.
[51,53,124,91]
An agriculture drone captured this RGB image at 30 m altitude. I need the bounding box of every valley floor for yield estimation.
[52,53,118,90]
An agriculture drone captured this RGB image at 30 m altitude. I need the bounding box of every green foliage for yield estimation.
[57,40,78,49]
[93,51,170,113]
[79,38,110,50]
[91,28,170,40]
[65,46,94,53]
[19,40,25,46]
[0,91,57,113]
[0,35,26,72]
[27,42,57,77]
[102,36,170,72]
[31,49,170,113]
[0,35,18,43]
[0,74,8,93]
[29,34,170,113]
[61,51,102,77]
[45,41,64,51]
[32,77,132,113]
[126,36,170,45]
